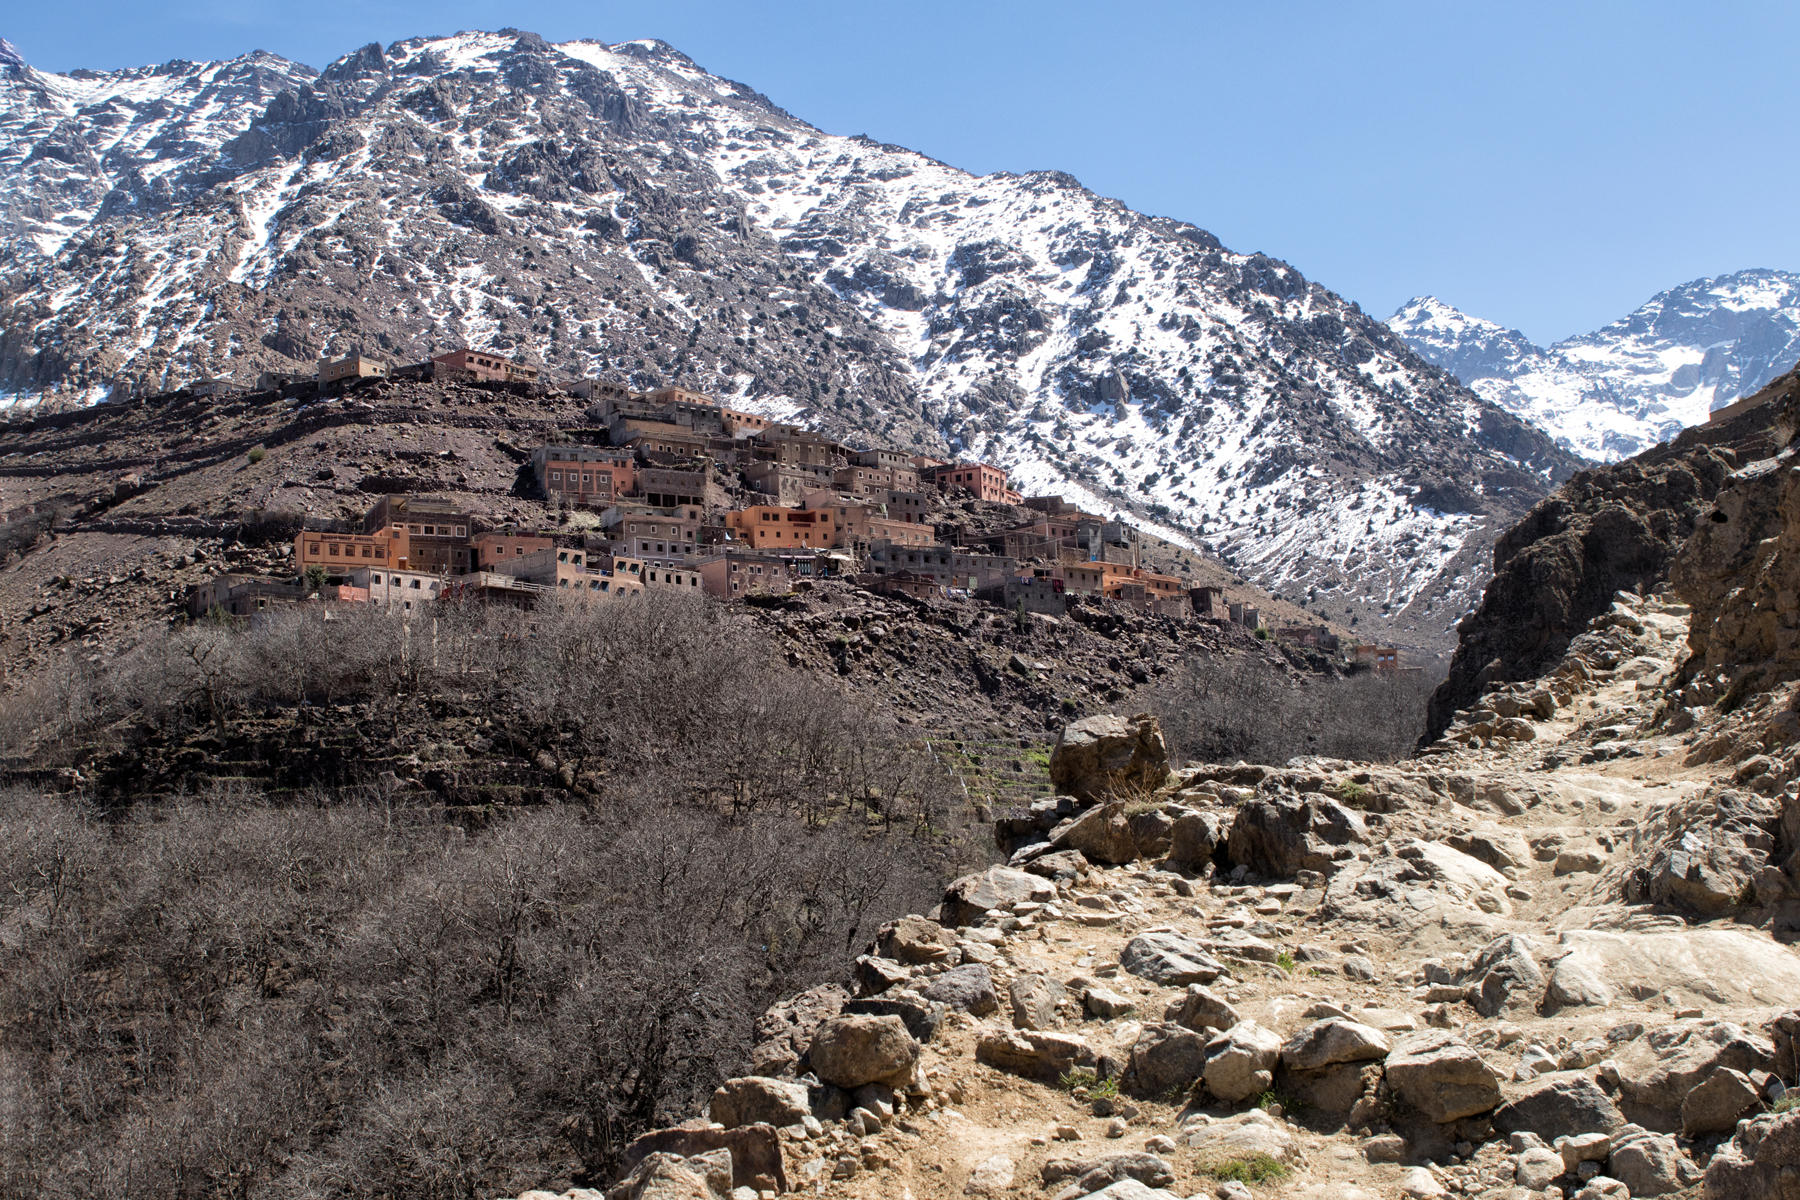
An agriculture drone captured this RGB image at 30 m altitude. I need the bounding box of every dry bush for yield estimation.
[1142,655,1445,765]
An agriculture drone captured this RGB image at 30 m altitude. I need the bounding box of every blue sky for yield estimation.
[10,1,1798,344]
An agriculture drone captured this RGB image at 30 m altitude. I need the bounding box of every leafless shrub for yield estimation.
[1142,654,1446,765]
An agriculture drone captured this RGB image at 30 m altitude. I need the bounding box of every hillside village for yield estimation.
[178,349,1400,670]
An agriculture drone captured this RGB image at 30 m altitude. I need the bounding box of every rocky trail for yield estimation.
[520,580,1800,1200]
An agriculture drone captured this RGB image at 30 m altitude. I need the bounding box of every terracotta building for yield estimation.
[295,527,413,573]
[696,552,794,598]
[431,348,539,383]
[930,462,1014,504]
[362,495,473,575]
[534,445,638,506]
[348,566,443,613]
[727,505,840,550]
[317,353,388,384]
[471,530,554,570]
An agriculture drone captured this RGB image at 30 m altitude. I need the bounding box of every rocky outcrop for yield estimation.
[1425,381,1793,738]
[1048,713,1170,802]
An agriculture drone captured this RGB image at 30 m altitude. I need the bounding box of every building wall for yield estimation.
[296,528,412,572]
[726,506,839,549]
[696,554,794,598]
[318,355,387,383]
[471,532,554,570]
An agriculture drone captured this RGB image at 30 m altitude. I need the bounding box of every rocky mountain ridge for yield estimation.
[0,30,1578,646]
[1390,270,1800,463]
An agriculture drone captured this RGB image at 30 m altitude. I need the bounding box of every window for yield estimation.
[362,546,372,558]
[409,579,421,589]
[309,542,320,554]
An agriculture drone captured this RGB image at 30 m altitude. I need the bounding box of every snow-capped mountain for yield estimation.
[1390,270,1800,461]
[0,30,1578,644]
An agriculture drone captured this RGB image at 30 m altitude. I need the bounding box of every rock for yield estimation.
[1448,829,1533,872]
[975,1029,1096,1081]
[921,964,999,1016]
[1617,1021,1775,1127]
[1164,985,1242,1035]
[1683,1066,1761,1136]
[1049,713,1170,802]
[1493,1073,1625,1140]
[853,955,911,995]
[964,1154,1015,1195]
[752,982,848,1076]
[1705,1109,1800,1197]
[807,1015,920,1089]
[1607,1127,1697,1197]
[707,1076,812,1129]
[1026,849,1090,882]
[1043,1151,1175,1192]
[1398,1166,1445,1198]
[1384,1030,1505,1123]
[1544,957,1615,1013]
[618,1124,786,1194]
[1363,1134,1408,1163]
[1226,795,1368,877]
[843,994,942,1043]
[1555,848,1605,875]
[1050,801,1142,865]
[941,866,1055,926]
[1465,933,1546,1017]
[1085,985,1135,1018]
[1166,812,1224,870]
[1126,1023,1208,1097]
[1558,1132,1611,1170]
[1572,1177,1629,1200]
[1010,973,1067,1030]
[1215,1184,1253,1200]
[1625,788,1781,916]
[876,915,957,964]
[1120,932,1228,985]
[1080,1182,1178,1200]
[607,1149,733,1200]
[1182,1108,1298,1164]
[1279,1019,1390,1071]
[1516,1146,1564,1189]
[1201,1021,1283,1104]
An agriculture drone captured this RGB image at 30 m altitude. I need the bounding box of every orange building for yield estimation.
[931,462,1013,504]
[471,530,554,570]
[432,348,539,383]
[534,445,637,506]
[726,505,840,550]
[295,527,413,573]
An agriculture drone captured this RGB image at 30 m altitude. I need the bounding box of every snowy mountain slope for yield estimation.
[1390,270,1800,461]
[0,31,1578,645]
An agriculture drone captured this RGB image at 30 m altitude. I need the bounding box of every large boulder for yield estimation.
[1049,713,1169,802]
[1384,1030,1504,1123]
[1624,788,1781,916]
[1617,1021,1775,1129]
[749,982,848,1076]
[1009,973,1067,1031]
[807,1014,920,1089]
[920,964,998,1016]
[1125,1023,1208,1096]
[1120,932,1227,985]
[1704,1109,1800,1198]
[976,1029,1096,1081]
[1464,933,1546,1017]
[1226,795,1367,877]
[874,915,957,964]
[618,1124,786,1194]
[1164,984,1241,1035]
[1280,1019,1390,1072]
[607,1148,732,1200]
[1049,801,1142,865]
[1041,1152,1176,1192]
[941,866,1055,926]
[1608,1127,1699,1197]
[1493,1073,1625,1140]
[707,1076,812,1129]
[1165,811,1224,870]
[1202,1021,1283,1104]
[1682,1067,1761,1137]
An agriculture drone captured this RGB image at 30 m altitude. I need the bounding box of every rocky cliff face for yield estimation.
[0,30,1578,643]
[1391,270,1800,462]
[1426,364,1798,741]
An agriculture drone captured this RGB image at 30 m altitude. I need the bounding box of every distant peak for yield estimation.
[0,37,26,69]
